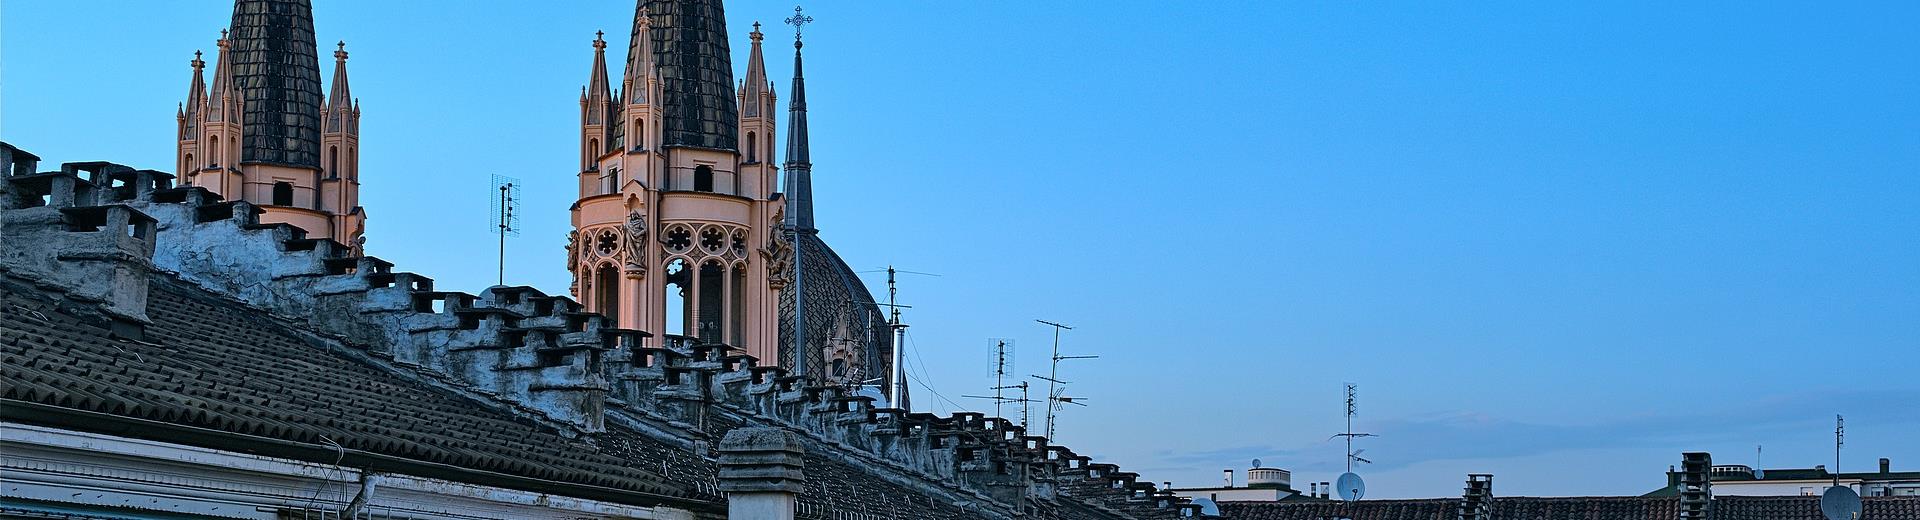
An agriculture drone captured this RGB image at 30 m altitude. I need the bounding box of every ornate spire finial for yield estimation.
[637,7,651,28]
[334,41,348,61]
[752,21,764,42]
[594,30,607,50]
[784,5,813,44]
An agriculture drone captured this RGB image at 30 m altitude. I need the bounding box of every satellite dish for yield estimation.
[1754,468,1765,479]
[1252,458,1262,468]
[1191,498,1222,516]
[1821,485,1862,520]
[1336,472,1366,502]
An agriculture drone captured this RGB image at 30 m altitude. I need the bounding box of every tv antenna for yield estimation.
[1329,383,1374,501]
[489,174,520,286]
[855,266,938,411]
[1034,319,1096,439]
[1823,415,1861,520]
[1755,445,1765,479]
[964,381,1037,429]
[983,339,1018,419]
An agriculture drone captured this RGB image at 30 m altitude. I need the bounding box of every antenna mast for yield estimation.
[489,175,520,285]
[1331,383,1375,472]
[855,266,937,411]
[1034,319,1096,439]
[1834,414,1844,487]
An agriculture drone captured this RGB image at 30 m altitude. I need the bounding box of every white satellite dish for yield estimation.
[1821,485,1862,520]
[1335,472,1366,502]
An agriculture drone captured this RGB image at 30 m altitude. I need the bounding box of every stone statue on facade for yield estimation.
[622,211,647,276]
[564,230,579,292]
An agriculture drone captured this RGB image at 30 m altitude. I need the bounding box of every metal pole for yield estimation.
[497,183,508,286]
[893,320,908,410]
[889,268,906,409]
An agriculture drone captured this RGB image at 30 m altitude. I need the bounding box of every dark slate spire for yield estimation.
[636,0,739,151]
[227,0,325,168]
[781,31,814,233]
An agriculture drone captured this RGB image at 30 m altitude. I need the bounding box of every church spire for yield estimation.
[740,22,769,119]
[585,31,615,156]
[587,31,613,113]
[325,41,352,115]
[182,51,207,139]
[781,10,814,233]
[625,6,655,105]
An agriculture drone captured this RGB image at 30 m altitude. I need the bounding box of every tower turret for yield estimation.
[173,0,365,248]
[320,41,365,251]
[737,22,777,193]
[581,31,616,179]
[177,51,208,177]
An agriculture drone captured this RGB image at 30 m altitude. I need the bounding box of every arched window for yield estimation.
[746,132,757,163]
[595,264,621,322]
[694,165,714,192]
[589,138,599,162]
[328,146,339,179]
[208,137,220,167]
[664,258,690,336]
[634,119,645,150]
[347,148,356,181]
[272,182,294,206]
[697,260,724,343]
[184,153,194,171]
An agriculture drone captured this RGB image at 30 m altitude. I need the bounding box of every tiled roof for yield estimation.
[1219,495,1920,520]
[0,270,717,511]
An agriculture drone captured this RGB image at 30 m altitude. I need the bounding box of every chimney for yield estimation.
[1679,452,1714,520]
[1816,464,1826,472]
[1309,482,1317,497]
[1459,474,1494,520]
[1882,458,1892,474]
[0,158,160,338]
[1223,469,1234,488]
[1321,482,1332,499]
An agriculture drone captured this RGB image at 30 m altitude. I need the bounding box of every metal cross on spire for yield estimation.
[784,5,813,41]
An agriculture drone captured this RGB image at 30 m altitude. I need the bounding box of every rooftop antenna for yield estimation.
[1034,319,1096,439]
[1822,414,1862,520]
[1833,415,1844,486]
[488,174,520,285]
[964,381,1037,429]
[1329,383,1374,502]
[1755,445,1765,479]
[855,266,938,410]
[990,338,1016,418]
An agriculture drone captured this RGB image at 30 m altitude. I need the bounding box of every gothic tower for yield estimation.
[569,1,892,394]
[176,0,365,251]
[571,0,780,361]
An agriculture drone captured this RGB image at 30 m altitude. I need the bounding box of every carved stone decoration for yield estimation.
[764,229,794,289]
[622,211,647,276]
[565,230,579,293]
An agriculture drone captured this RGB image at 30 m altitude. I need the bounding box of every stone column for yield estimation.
[717,427,806,520]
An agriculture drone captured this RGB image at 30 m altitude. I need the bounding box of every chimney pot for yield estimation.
[1223,469,1234,488]
[1881,458,1892,473]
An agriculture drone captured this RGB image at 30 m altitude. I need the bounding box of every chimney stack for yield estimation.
[1882,458,1892,474]
[1679,452,1714,520]
[1223,469,1234,488]
[1309,482,1317,497]
[1459,474,1494,520]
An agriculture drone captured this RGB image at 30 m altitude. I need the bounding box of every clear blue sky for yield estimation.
[5,0,1917,498]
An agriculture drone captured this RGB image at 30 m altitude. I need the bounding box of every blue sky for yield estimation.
[5,0,1917,498]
